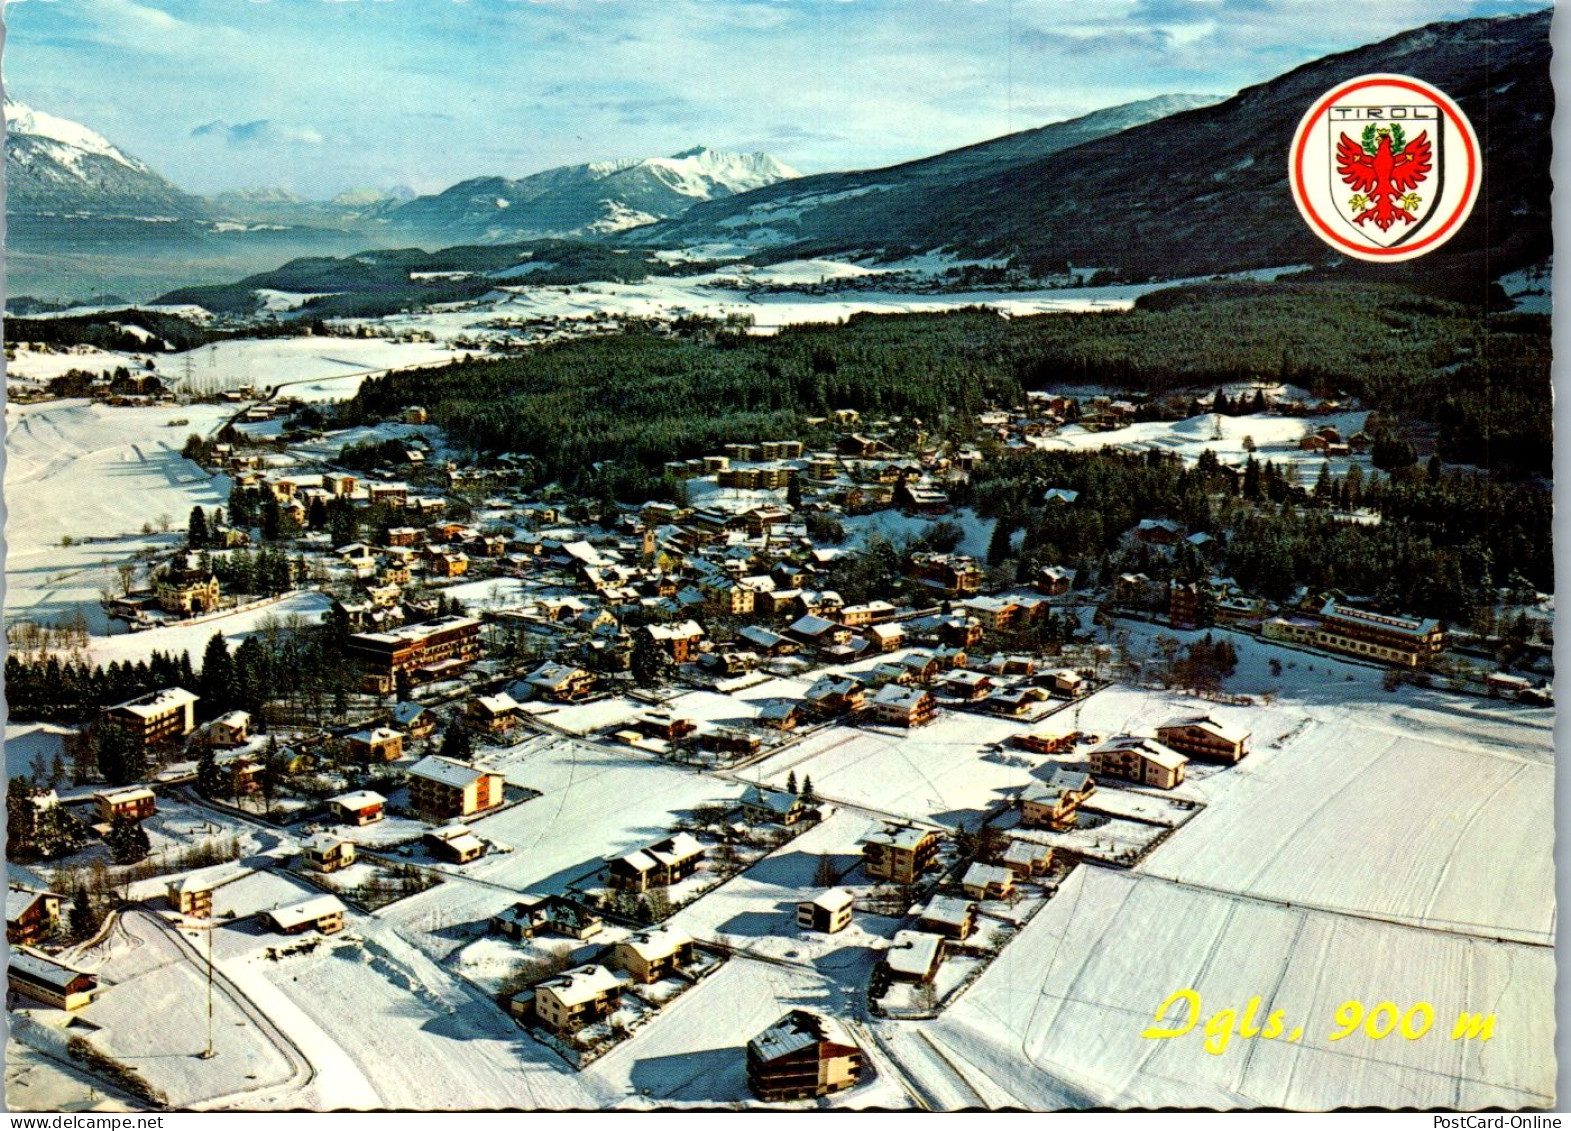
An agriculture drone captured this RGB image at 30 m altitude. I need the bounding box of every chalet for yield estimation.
[612,924,696,983]
[166,875,214,918]
[838,600,895,627]
[883,930,944,983]
[466,692,522,734]
[1134,519,1181,545]
[406,756,504,821]
[491,894,603,941]
[1090,736,1189,789]
[797,888,854,934]
[646,620,706,663]
[203,710,252,748]
[982,686,1050,717]
[870,684,937,728]
[1044,668,1087,699]
[917,895,976,941]
[1001,839,1053,879]
[738,626,797,656]
[516,662,596,704]
[1115,573,1152,602]
[1036,565,1073,596]
[1156,715,1250,764]
[528,964,624,1033]
[424,824,487,863]
[347,615,482,694]
[635,712,697,742]
[9,950,98,1010]
[788,614,851,648]
[959,596,1023,632]
[100,687,198,749]
[698,729,761,757]
[868,623,905,652]
[260,894,346,936]
[345,725,404,763]
[6,887,61,946]
[897,652,941,683]
[381,705,433,744]
[758,700,805,731]
[1021,769,1096,830]
[804,675,865,716]
[304,833,356,874]
[607,833,707,892]
[747,1010,864,1102]
[936,669,993,701]
[740,784,811,826]
[863,823,940,884]
[387,526,423,547]
[1041,487,1080,505]
[425,550,469,578]
[94,786,156,824]
[906,552,983,596]
[329,790,386,825]
[961,862,1016,901]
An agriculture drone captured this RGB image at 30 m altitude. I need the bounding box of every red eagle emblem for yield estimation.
[1335,123,1432,231]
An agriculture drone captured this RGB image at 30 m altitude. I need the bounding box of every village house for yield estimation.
[883,930,945,984]
[154,552,222,616]
[868,622,905,653]
[699,729,762,757]
[345,725,404,763]
[1001,839,1053,879]
[100,687,199,750]
[917,895,976,941]
[789,614,852,649]
[961,862,1016,901]
[870,684,937,728]
[758,700,805,731]
[304,833,356,874]
[346,615,482,694]
[747,1010,864,1102]
[259,894,347,936]
[741,784,812,826]
[1021,769,1096,830]
[906,552,984,596]
[1134,518,1181,545]
[204,710,251,748]
[491,894,603,941]
[329,789,386,825]
[738,626,798,656]
[94,786,156,824]
[406,755,505,821]
[166,875,214,918]
[423,824,487,864]
[936,669,994,701]
[466,692,523,735]
[646,620,706,663]
[1043,668,1088,698]
[6,887,61,946]
[863,823,940,884]
[634,712,698,742]
[1155,715,1250,764]
[1090,736,1190,789]
[9,950,98,1010]
[519,661,598,703]
[607,833,707,892]
[390,701,437,738]
[1036,565,1073,596]
[797,888,854,934]
[959,596,1025,633]
[804,675,866,717]
[526,964,624,1033]
[983,686,1050,717]
[1310,601,1445,668]
[612,924,696,983]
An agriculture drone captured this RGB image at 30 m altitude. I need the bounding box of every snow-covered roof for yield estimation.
[919,895,975,928]
[263,894,346,930]
[107,687,197,719]
[749,1010,856,1062]
[1003,840,1051,866]
[408,755,492,789]
[10,948,94,990]
[962,862,1014,890]
[741,784,803,815]
[390,701,431,725]
[347,725,402,744]
[866,823,932,851]
[1095,735,1189,771]
[95,786,154,805]
[618,924,692,962]
[807,888,854,915]
[1159,715,1250,744]
[538,964,622,1007]
[6,887,54,923]
[330,789,387,811]
[885,930,944,977]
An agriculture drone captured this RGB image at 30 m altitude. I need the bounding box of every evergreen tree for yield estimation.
[786,770,798,795]
[196,747,228,799]
[106,814,151,864]
[986,519,1014,567]
[199,633,234,716]
[801,775,817,803]
[440,721,475,763]
[630,632,669,688]
[70,887,99,939]
[188,506,209,549]
[95,726,146,787]
[7,776,39,858]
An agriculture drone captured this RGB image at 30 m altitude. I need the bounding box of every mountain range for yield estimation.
[8,8,1553,303]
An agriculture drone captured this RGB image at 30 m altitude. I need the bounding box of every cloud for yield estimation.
[191,119,325,146]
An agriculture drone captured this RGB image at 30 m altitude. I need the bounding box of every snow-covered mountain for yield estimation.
[6,99,204,218]
[386,146,801,244]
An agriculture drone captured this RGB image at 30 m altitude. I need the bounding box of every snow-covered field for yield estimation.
[162,337,466,398]
[922,865,1554,1109]
[80,591,333,668]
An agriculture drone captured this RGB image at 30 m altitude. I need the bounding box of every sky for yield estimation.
[4,0,1550,199]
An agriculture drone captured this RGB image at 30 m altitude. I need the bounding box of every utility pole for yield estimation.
[198,923,216,1059]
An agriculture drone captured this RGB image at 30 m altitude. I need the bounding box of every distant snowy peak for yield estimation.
[388,146,800,244]
[6,99,151,177]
